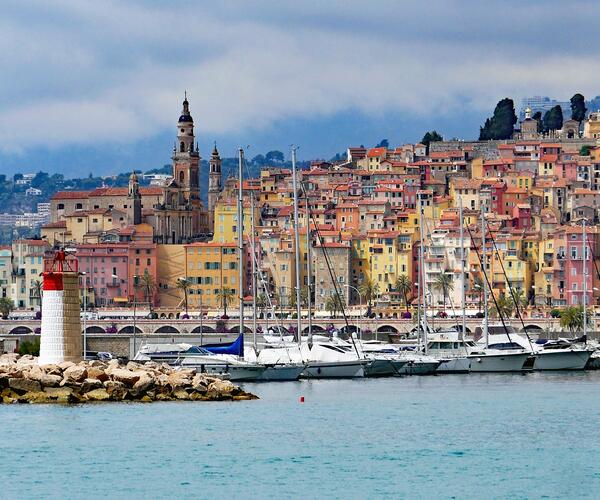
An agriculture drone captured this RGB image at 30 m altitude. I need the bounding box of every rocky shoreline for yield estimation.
[0,354,258,404]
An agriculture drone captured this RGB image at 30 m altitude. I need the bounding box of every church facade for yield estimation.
[46,96,212,246]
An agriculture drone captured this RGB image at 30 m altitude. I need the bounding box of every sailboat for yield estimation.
[465,204,530,372]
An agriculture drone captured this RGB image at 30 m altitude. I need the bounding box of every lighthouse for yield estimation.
[38,250,83,365]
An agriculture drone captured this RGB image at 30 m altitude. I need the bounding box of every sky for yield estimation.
[1,0,600,176]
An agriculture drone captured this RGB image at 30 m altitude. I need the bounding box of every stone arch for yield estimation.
[376,324,399,334]
[522,324,544,333]
[302,324,327,333]
[340,324,361,335]
[119,326,142,333]
[9,326,33,335]
[154,325,180,334]
[228,325,253,334]
[85,326,106,333]
[191,325,215,333]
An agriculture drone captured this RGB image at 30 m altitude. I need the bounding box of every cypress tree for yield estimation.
[479,98,517,140]
[543,105,564,132]
[570,93,587,122]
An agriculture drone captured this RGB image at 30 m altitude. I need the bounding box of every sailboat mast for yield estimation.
[305,190,313,347]
[250,190,258,352]
[237,148,244,339]
[459,197,466,341]
[583,218,587,342]
[418,193,428,354]
[481,202,488,348]
[291,146,303,346]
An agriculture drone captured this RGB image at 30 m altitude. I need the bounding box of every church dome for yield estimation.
[178,114,193,123]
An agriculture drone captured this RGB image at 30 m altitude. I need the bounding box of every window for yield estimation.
[57,203,65,210]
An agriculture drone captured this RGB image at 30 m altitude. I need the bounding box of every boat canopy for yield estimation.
[203,334,244,357]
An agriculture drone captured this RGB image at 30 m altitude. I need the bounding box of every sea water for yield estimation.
[2,372,600,499]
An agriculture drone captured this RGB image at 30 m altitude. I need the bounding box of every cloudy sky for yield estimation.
[1,0,599,176]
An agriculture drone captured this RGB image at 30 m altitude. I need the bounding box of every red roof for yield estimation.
[52,191,90,200]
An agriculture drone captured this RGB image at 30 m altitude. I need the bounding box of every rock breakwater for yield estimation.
[0,354,258,404]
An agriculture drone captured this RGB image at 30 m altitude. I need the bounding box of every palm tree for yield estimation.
[489,292,514,319]
[394,274,413,313]
[0,297,14,319]
[32,279,43,309]
[474,275,484,312]
[510,288,528,317]
[288,286,309,309]
[137,269,156,310]
[325,293,345,318]
[433,271,454,312]
[176,277,191,315]
[559,306,591,334]
[216,287,235,317]
[359,277,379,315]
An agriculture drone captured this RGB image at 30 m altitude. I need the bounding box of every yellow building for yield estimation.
[212,201,259,244]
[185,242,239,309]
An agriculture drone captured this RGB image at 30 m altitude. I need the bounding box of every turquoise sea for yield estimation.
[2,372,600,499]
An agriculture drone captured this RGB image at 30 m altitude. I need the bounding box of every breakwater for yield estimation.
[0,354,257,404]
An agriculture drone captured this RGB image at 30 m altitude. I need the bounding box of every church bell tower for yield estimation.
[172,92,200,203]
[208,143,222,231]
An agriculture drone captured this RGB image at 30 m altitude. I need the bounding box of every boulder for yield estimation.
[103,380,127,400]
[42,364,63,376]
[1,388,19,404]
[191,374,208,393]
[81,378,103,393]
[16,355,36,367]
[23,391,53,404]
[126,361,142,371]
[207,379,236,398]
[9,377,41,393]
[110,369,141,387]
[172,388,190,400]
[85,389,111,401]
[86,366,109,382]
[63,365,88,384]
[26,365,62,387]
[132,374,155,395]
[167,372,192,389]
[58,361,75,371]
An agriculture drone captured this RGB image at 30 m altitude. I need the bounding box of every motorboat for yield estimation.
[244,344,306,381]
[134,343,266,381]
[490,332,593,371]
[357,340,440,375]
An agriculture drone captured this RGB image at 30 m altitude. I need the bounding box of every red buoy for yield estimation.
[299,396,305,403]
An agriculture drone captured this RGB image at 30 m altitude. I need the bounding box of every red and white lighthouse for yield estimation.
[38,250,82,365]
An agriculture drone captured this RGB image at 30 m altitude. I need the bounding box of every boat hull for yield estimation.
[364,358,408,377]
[436,357,471,373]
[256,364,305,381]
[180,360,266,381]
[302,361,365,379]
[468,352,529,372]
[396,360,440,375]
[533,350,592,371]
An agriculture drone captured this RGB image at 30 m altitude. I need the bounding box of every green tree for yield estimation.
[265,150,285,163]
[31,279,43,309]
[138,270,156,310]
[216,287,235,317]
[325,293,345,318]
[474,275,485,313]
[543,105,563,133]
[359,277,379,313]
[394,274,413,313]
[376,139,389,148]
[509,288,529,316]
[559,305,591,334]
[288,287,308,309]
[433,271,454,311]
[489,292,514,319]
[421,130,443,148]
[580,145,592,156]
[479,98,517,140]
[176,277,191,315]
[0,297,14,319]
[570,93,587,122]
[532,111,544,133]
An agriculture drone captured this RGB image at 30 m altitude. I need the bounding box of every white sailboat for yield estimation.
[466,205,529,372]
